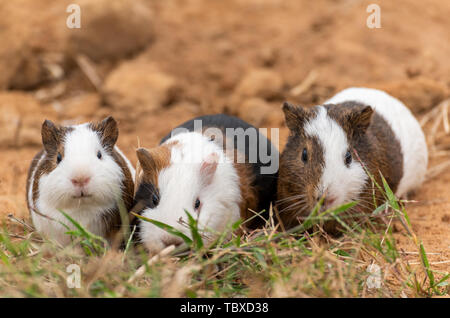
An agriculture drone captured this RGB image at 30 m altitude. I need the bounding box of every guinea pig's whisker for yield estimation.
[276,199,307,209]
[279,201,306,213]
[359,190,377,197]
[358,189,381,196]
[351,198,371,206]
[355,198,377,205]
[283,199,306,210]
[292,206,309,218]
[278,200,307,214]
[287,200,307,210]
[276,197,299,204]
[353,203,378,214]
[353,204,371,212]
[276,194,307,204]
[278,193,307,200]
[358,197,383,206]
[357,199,379,207]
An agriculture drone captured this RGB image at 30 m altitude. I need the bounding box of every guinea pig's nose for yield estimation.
[71,176,91,188]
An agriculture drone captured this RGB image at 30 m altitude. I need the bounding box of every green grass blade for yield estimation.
[380,174,399,210]
[59,210,90,238]
[436,274,450,287]
[184,210,204,250]
[59,210,107,255]
[132,212,193,245]
[419,242,436,291]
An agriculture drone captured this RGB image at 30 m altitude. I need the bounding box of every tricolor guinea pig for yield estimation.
[277,87,428,230]
[133,114,279,253]
[26,116,135,246]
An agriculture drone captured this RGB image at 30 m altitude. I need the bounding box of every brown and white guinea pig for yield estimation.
[277,87,428,230]
[26,116,135,246]
[132,114,279,253]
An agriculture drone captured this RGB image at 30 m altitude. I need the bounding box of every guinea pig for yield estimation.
[277,87,428,230]
[133,114,279,253]
[26,116,135,246]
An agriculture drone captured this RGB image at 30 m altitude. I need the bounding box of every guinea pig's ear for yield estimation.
[96,116,119,149]
[136,148,156,175]
[347,106,373,135]
[200,152,219,187]
[282,102,307,131]
[41,120,60,153]
[136,147,169,178]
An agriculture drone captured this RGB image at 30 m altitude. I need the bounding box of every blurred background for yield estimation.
[0,0,449,269]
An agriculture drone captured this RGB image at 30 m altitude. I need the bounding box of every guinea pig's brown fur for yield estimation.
[133,114,279,253]
[207,128,261,225]
[133,129,260,228]
[277,101,403,232]
[27,117,135,245]
[233,157,259,225]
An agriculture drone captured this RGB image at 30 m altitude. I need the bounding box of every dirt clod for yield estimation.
[442,214,450,223]
[237,98,274,127]
[375,77,449,114]
[0,93,56,148]
[68,0,155,62]
[234,68,284,101]
[102,59,181,121]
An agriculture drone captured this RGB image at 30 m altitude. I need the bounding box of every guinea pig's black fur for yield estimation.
[134,114,280,230]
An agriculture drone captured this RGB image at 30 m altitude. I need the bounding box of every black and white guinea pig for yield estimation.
[277,87,428,230]
[133,114,279,253]
[26,116,135,246]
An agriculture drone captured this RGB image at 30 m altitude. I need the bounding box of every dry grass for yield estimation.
[422,98,450,181]
[0,100,449,298]
[0,187,448,298]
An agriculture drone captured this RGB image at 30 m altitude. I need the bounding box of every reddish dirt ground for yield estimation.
[0,0,449,277]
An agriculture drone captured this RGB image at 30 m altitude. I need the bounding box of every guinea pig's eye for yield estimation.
[152,193,159,207]
[194,198,201,210]
[345,150,352,166]
[301,148,308,163]
[56,153,62,164]
[97,151,102,160]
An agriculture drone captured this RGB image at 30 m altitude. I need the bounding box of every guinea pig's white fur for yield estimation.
[325,87,428,198]
[304,106,368,207]
[29,123,135,246]
[139,132,241,253]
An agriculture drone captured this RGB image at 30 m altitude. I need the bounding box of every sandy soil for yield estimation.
[0,0,449,275]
